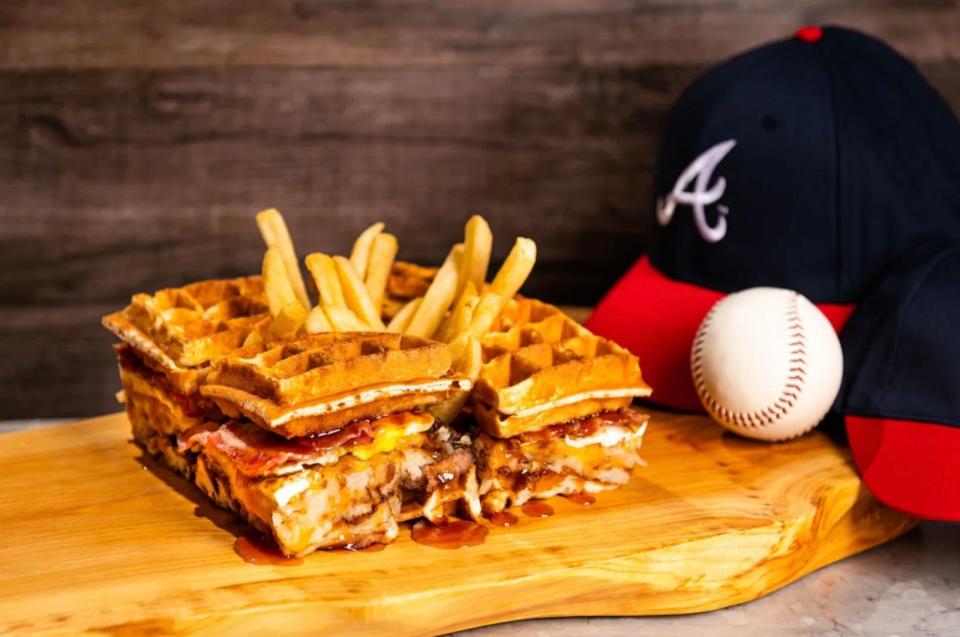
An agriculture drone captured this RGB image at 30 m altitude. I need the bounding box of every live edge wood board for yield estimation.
[0,410,913,636]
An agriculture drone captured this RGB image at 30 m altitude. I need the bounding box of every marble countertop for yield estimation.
[5,419,957,637]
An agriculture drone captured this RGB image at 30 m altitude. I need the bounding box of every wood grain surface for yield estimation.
[2,0,959,418]
[0,409,915,636]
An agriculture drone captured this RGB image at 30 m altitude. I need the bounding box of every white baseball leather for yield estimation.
[691,287,843,441]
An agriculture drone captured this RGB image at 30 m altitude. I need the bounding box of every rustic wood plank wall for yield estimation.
[2,1,959,417]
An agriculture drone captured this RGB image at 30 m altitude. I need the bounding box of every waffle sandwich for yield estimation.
[186,332,479,555]
[470,298,652,514]
[103,210,654,558]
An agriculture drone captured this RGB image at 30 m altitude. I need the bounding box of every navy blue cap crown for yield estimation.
[649,26,960,303]
[838,243,960,428]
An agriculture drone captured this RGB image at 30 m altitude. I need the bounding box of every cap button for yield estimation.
[795,26,823,43]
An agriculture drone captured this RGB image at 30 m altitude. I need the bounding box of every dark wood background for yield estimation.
[2,1,958,418]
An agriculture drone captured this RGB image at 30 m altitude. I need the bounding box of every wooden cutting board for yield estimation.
[0,410,913,636]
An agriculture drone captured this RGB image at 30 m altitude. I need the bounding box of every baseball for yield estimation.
[691,287,843,441]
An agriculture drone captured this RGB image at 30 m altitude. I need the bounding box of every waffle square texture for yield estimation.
[474,299,651,437]
[103,277,270,388]
[201,332,470,437]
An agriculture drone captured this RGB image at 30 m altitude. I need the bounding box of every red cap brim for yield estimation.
[585,256,855,412]
[846,415,960,521]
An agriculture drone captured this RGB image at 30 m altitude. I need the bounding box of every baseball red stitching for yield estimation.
[691,293,807,428]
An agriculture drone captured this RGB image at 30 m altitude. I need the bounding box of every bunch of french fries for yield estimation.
[253,208,537,404]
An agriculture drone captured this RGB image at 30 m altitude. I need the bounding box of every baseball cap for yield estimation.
[586,26,960,412]
[838,244,960,521]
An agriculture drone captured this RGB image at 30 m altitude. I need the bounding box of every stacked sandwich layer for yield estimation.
[471,298,652,514]
[105,282,479,556]
[195,332,479,555]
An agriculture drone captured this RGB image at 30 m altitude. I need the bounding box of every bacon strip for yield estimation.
[176,421,221,453]
[202,420,375,477]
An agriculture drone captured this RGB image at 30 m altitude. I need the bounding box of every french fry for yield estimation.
[349,222,385,279]
[452,294,478,340]
[323,304,371,332]
[429,398,462,427]
[386,297,422,333]
[452,333,483,377]
[256,208,311,309]
[406,244,462,339]
[467,292,505,338]
[436,280,478,342]
[490,237,536,297]
[364,233,398,310]
[332,256,386,330]
[304,306,333,333]
[267,301,309,340]
[262,247,299,317]
[468,237,536,336]
[430,334,482,423]
[305,253,346,308]
[242,328,264,348]
[457,215,492,299]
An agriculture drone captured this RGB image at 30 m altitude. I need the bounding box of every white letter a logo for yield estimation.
[656,139,736,243]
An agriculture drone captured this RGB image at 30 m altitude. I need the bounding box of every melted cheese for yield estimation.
[349,412,436,460]
[551,442,607,467]
[565,420,648,448]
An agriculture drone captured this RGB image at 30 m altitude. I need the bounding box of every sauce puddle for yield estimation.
[234,535,303,566]
[521,502,554,518]
[566,493,597,507]
[488,511,519,527]
[411,520,489,549]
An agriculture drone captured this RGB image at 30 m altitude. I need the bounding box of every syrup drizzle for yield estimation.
[521,502,554,518]
[488,511,519,527]
[411,520,489,549]
[234,535,303,566]
[566,493,597,506]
